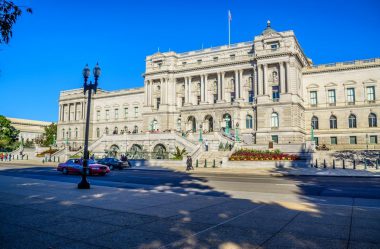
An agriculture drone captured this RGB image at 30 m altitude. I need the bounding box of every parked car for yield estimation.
[57,159,110,176]
[97,157,131,170]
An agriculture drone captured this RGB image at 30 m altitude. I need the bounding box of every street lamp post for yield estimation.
[78,63,101,189]
[235,122,240,142]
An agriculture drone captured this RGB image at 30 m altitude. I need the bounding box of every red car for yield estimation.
[57,159,110,176]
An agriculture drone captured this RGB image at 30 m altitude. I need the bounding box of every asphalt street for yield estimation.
[1,165,380,200]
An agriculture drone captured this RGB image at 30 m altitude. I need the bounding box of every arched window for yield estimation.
[348,114,357,128]
[246,115,253,129]
[271,113,279,128]
[62,129,65,139]
[311,116,319,130]
[133,125,138,133]
[105,127,109,135]
[114,127,118,134]
[96,128,100,138]
[369,113,377,127]
[75,128,78,138]
[330,115,337,129]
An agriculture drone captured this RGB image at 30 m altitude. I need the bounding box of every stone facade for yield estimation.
[7,117,52,142]
[57,22,380,151]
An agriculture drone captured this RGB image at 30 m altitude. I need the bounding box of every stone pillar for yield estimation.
[185,77,189,103]
[204,75,208,103]
[286,62,290,93]
[280,62,286,94]
[239,70,244,101]
[257,65,263,95]
[160,78,165,104]
[217,73,222,101]
[234,70,239,99]
[144,81,148,105]
[221,72,225,100]
[149,80,153,106]
[263,64,268,95]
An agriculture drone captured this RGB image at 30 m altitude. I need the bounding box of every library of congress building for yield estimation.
[57,22,379,154]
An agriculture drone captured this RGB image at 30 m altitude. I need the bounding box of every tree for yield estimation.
[0,115,19,151]
[38,123,57,147]
[0,1,32,44]
[171,146,187,160]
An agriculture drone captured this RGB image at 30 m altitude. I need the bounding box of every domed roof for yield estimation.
[262,20,277,36]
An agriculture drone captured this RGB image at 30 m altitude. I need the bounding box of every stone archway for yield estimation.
[109,144,120,158]
[204,115,214,132]
[153,144,167,159]
[187,116,196,132]
[129,144,144,159]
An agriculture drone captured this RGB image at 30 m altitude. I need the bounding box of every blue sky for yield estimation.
[1,0,379,122]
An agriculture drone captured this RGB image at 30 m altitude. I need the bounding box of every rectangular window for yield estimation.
[248,90,254,103]
[314,137,319,146]
[105,110,110,120]
[310,91,317,106]
[213,94,217,104]
[197,59,202,64]
[367,86,375,101]
[114,109,118,120]
[270,43,279,51]
[213,57,218,62]
[230,92,235,103]
[124,108,128,119]
[349,136,357,144]
[330,136,337,145]
[328,90,336,105]
[156,98,160,110]
[197,95,201,105]
[96,110,100,121]
[230,54,236,60]
[272,86,280,102]
[181,97,185,107]
[346,88,355,104]
[370,135,378,144]
[271,135,279,144]
[134,107,138,117]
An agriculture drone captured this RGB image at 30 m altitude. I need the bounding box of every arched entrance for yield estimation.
[187,116,196,132]
[129,144,143,159]
[204,115,214,132]
[153,144,167,159]
[222,113,232,133]
[109,144,119,158]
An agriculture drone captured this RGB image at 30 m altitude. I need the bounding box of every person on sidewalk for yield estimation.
[186,156,194,171]
[205,139,209,151]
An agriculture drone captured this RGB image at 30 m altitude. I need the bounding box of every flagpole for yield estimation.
[228,11,231,47]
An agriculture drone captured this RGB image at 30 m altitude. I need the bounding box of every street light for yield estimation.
[78,63,101,189]
[235,122,240,142]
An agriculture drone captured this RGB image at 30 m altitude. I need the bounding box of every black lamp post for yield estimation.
[78,63,101,189]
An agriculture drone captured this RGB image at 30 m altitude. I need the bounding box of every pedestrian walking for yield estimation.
[205,140,209,151]
[186,156,194,171]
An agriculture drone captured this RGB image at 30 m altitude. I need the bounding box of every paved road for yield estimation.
[1,165,380,200]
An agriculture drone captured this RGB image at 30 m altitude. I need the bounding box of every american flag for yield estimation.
[228,10,232,22]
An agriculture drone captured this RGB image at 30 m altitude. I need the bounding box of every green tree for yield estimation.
[0,115,19,151]
[40,123,57,147]
[0,1,32,44]
[171,146,187,160]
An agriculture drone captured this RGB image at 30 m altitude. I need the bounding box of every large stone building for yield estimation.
[7,117,52,142]
[57,22,380,156]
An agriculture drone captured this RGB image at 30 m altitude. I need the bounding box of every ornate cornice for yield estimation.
[303,58,380,75]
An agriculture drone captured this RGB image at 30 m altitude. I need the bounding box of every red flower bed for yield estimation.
[229,149,299,161]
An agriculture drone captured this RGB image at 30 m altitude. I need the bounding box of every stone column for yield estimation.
[221,72,225,100]
[234,70,239,99]
[217,73,222,101]
[263,64,268,95]
[200,75,204,102]
[149,80,153,106]
[160,78,165,104]
[280,62,286,94]
[185,77,189,103]
[257,65,263,95]
[239,70,244,100]
[204,75,208,103]
[285,62,290,93]
[144,81,148,105]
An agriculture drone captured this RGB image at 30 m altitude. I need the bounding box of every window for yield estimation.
[133,125,138,133]
[230,54,236,60]
[370,135,378,144]
[124,126,128,133]
[230,92,235,103]
[369,113,377,127]
[114,109,119,120]
[348,114,357,128]
[349,136,357,144]
[248,90,254,103]
[270,43,279,51]
[96,128,100,138]
[314,137,319,146]
[271,113,279,128]
[271,135,278,144]
[75,128,78,138]
[311,116,319,129]
[272,86,280,102]
[105,127,109,135]
[105,110,110,120]
[246,115,253,129]
[124,108,128,119]
[181,97,185,107]
[330,115,337,129]
[328,90,336,105]
[62,129,65,139]
[310,91,317,106]
[197,59,202,64]
[113,127,118,134]
[156,98,160,110]
[346,88,355,104]
[213,94,217,104]
[330,136,337,145]
[367,86,375,102]
[213,57,218,62]
[182,61,187,66]
[96,110,100,121]
[197,95,201,105]
[134,107,139,117]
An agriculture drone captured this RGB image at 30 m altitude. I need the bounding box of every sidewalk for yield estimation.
[0,174,380,248]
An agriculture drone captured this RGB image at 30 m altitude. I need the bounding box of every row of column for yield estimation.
[59,102,85,122]
[257,62,290,96]
[145,78,174,107]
